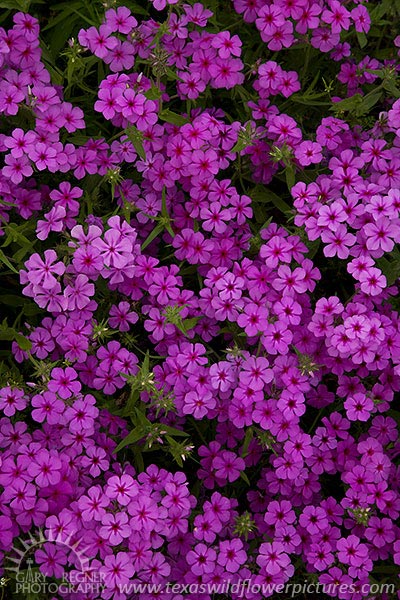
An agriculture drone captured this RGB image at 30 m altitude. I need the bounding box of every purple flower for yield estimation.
[48,367,81,399]
[257,542,292,575]
[344,392,374,421]
[213,451,245,483]
[100,552,134,587]
[24,249,65,289]
[0,387,27,416]
[336,535,369,567]
[35,542,68,579]
[0,515,14,551]
[187,543,217,575]
[217,539,246,572]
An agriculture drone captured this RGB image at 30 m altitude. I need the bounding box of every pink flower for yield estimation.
[64,274,95,310]
[0,387,27,416]
[213,451,245,482]
[257,541,292,575]
[100,512,131,545]
[151,0,179,10]
[2,153,33,183]
[105,474,139,506]
[31,449,62,486]
[100,552,134,587]
[187,543,217,575]
[48,367,81,400]
[24,249,66,289]
[105,6,137,34]
[0,515,14,551]
[321,225,356,259]
[322,0,351,33]
[35,542,67,579]
[4,127,36,157]
[344,393,374,421]
[364,217,399,252]
[79,485,110,521]
[358,267,386,296]
[183,390,216,419]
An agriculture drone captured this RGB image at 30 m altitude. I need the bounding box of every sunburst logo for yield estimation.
[4,528,103,597]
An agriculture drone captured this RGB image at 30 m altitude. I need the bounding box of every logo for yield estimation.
[4,529,104,597]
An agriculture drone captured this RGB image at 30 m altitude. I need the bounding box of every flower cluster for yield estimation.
[0,1,399,599]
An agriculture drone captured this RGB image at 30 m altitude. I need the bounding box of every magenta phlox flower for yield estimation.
[257,542,293,576]
[187,542,217,575]
[105,6,138,34]
[24,249,65,289]
[31,448,62,486]
[100,512,131,545]
[128,495,162,532]
[100,552,134,587]
[0,386,27,416]
[64,274,95,310]
[336,535,369,567]
[35,542,68,579]
[106,474,139,506]
[93,228,133,269]
[213,451,245,482]
[48,367,81,399]
[65,394,99,432]
[79,485,110,521]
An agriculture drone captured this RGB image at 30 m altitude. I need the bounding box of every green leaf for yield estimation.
[0,295,27,306]
[158,109,188,126]
[250,187,292,214]
[133,447,144,472]
[13,245,34,264]
[145,85,162,100]
[133,407,151,429]
[68,135,93,146]
[369,0,391,22]
[115,427,145,453]
[388,409,400,426]
[3,223,32,247]
[71,8,97,26]
[382,79,400,99]
[285,166,296,191]
[14,333,32,351]
[181,317,199,332]
[121,387,140,417]
[165,67,181,81]
[42,6,77,30]
[375,257,400,285]
[124,1,148,15]
[305,70,320,95]
[161,187,168,218]
[356,90,383,115]
[161,425,189,437]
[0,329,15,341]
[307,239,320,260]
[0,0,18,6]
[23,304,43,317]
[0,249,18,273]
[330,94,363,113]
[231,138,249,153]
[0,322,31,351]
[165,436,184,467]
[356,31,368,49]
[125,126,146,160]
[141,222,165,251]
[241,427,253,457]
[240,471,250,486]
[142,350,150,377]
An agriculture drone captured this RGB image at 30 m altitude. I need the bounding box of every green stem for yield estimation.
[307,407,325,434]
